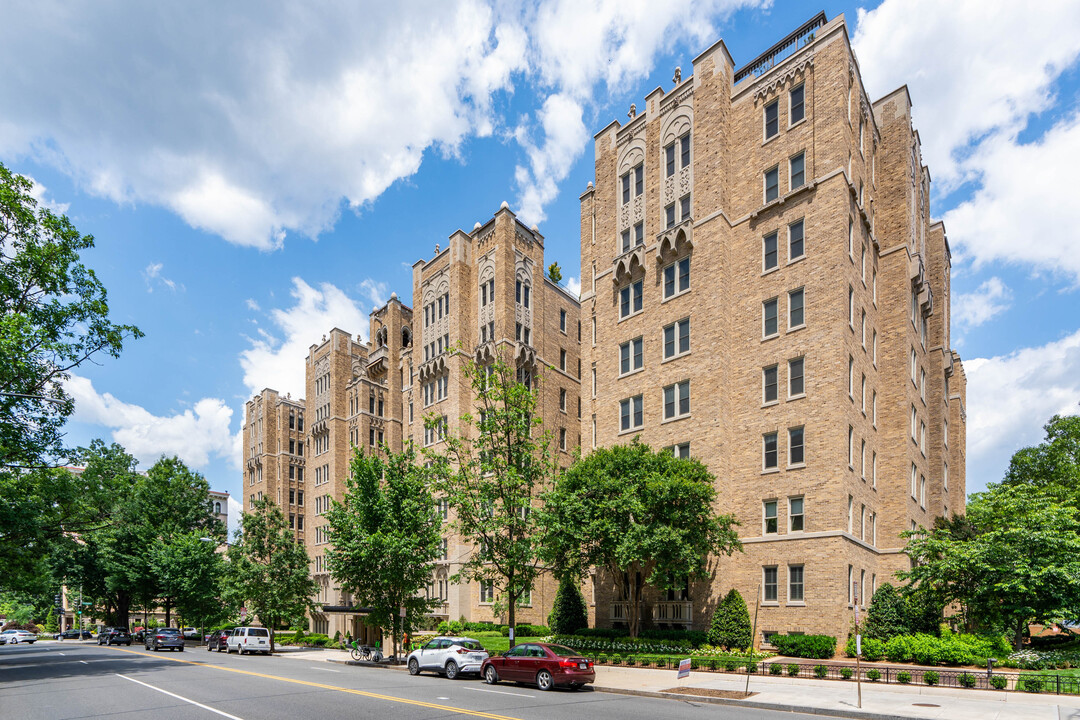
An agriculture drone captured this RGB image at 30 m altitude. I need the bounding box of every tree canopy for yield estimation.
[324,444,442,660]
[225,496,316,651]
[540,441,741,637]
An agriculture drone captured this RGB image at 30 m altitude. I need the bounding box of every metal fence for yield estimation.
[588,655,1080,695]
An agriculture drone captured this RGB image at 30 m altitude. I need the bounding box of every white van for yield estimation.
[226,626,271,655]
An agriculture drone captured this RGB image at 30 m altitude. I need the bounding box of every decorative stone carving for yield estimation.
[753,52,814,102]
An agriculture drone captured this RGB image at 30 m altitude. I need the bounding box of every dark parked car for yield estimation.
[53,629,93,640]
[145,627,185,652]
[206,629,233,652]
[481,643,594,691]
[97,627,132,646]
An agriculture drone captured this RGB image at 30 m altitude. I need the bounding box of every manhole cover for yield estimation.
[912,703,940,708]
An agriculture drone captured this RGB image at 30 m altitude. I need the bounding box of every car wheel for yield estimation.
[408,658,420,675]
[207,643,213,651]
[179,646,184,652]
[239,645,245,655]
[484,666,499,685]
[445,660,459,680]
[126,642,131,646]
[536,670,554,691]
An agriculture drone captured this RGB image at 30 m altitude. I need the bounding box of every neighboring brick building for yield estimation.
[242,205,581,640]
[578,12,965,643]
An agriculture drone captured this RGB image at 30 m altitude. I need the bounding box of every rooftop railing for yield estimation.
[734,12,827,85]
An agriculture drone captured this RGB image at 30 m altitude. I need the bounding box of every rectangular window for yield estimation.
[764,99,779,139]
[665,203,675,229]
[480,580,494,603]
[620,395,643,431]
[663,380,690,420]
[619,280,643,318]
[788,288,804,328]
[764,500,778,534]
[560,309,567,333]
[619,336,643,374]
[763,232,778,271]
[663,257,690,298]
[672,442,690,458]
[634,164,643,196]
[560,349,567,371]
[634,221,644,246]
[560,428,567,451]
[559,388,567,412]
[621,172,630,204]
[789,357,804,397]
[663,318,690,359]
[789,219,804,260]
[665,143,675,177]
[764,166,779,202]
[789,497,804,532]
[763,432,778,469]
[911,462,918,498]
[621,229,631,254]
[763,298,778,337]
[763,365,778,404]
[789,426,804,465]
[680,194,690,221]
[789,565,804,602]
[790,152,805,189]
[764,567,778,602]
[790,84,805,124]
[680,134,690,168]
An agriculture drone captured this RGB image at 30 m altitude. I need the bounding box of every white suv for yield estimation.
[226,626,271,655]
[406,636,489,679]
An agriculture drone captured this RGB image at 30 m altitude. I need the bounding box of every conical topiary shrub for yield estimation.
[708,588,752,650]
[548,575,589,635]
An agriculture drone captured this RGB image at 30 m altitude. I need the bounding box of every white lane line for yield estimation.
[463,686,535,698]
[80,660,88,664]
[116,673,245,720]
[309,666,340,672]
[58,652,66,656]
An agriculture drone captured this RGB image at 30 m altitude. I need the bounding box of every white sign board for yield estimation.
[677,658,691,679]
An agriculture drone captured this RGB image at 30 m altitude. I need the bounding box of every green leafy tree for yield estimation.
[0,163,141,588]
[427,353,558,642]
[547,262,562,284]
[540,441,741,637]
[151,531,230,631]
[225,496,317,652]
[1004,415,1080,509]
[863,583,907,640]
[324,445,442,661]
[903,481,1080,649]
[708,588,752,650]
[548,575,588,635]
[44,606,58,633]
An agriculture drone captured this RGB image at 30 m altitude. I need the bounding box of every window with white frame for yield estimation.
[665,203,675,229]
[911,462,918,498]
[872,451,877,487]
[680,194,691,221]
[763,298,779,338]
[789,496,804,531]
[763,231,778,271]
[764,432,778,470]
[920,421,926,455]
[920,475,926,508]
[789,219,805,260]
[911,405,917,439]
[848,355,854,398]
[764,500,778,534]
[663,380,690,420]
[764,166,779,202]
[763,364,778,404]
[764,99,779,139]
[789,565,804,602]
[663,256,690,298]
[480,580,494,603]
[620,337,644,375]
[664,317,690,359]
[944,462,949,490]
[789,426,805,465]
[848,286,854,327]
[789,288,804,329]
[620,395,643,432]
[789,357,805,397]
[790,84,805,124]
[764,566,778,602]
[790,152,805,190]
[848,426,854,467]
[619,280,643,319]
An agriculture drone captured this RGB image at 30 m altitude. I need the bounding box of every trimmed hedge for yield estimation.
[773,634,837,659]
[849,632,1012,666]
[639,629,709,647]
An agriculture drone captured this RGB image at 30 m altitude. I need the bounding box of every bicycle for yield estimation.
[350,642,383,663]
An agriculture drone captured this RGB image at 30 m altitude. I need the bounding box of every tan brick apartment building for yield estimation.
[243,206,581,640]
[579,12,965,642]
[243,12,964,645]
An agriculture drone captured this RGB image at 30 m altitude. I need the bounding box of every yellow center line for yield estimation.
[105,646,521,720]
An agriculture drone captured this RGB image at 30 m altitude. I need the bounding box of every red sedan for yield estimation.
[481,643,594,691]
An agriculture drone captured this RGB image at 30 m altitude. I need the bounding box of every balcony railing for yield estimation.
[610,601,641,622]
[734,12,826,85]
[654,601,693,625]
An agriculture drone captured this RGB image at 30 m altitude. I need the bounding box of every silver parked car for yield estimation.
[406,636,489,679]
[0,629,38,645]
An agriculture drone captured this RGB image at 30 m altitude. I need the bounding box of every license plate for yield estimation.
[578,662,587,670]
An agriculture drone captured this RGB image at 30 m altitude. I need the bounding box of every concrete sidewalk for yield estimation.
[274,647,1080,720]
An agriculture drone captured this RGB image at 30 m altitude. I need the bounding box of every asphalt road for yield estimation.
[0,641,831,720]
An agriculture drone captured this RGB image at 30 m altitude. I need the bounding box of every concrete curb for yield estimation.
[591,685,920,720]
[326,657,407,670]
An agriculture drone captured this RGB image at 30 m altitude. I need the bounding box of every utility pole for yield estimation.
[746,582,761,697]
[854,581,862,709]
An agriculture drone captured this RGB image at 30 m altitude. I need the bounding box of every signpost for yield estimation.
[240,607,247,622]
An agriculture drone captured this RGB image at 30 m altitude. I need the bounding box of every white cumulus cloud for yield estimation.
[238,277,368,398]
[564,275,581,298]
[67,375,239,471]
[964,329,1080,490]
[952,277,1012,330]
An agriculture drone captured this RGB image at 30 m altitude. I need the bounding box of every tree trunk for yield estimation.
[116,592,131,629]
[1014,618,1025,651]
[164,597,172,628]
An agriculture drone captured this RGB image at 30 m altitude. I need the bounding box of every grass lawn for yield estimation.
[1019,667,1080,694]
[476,636,545,655]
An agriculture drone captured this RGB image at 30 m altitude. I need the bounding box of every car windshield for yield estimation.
[546,645,581,657]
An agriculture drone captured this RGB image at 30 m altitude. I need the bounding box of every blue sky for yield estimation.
[2,0,1079,531]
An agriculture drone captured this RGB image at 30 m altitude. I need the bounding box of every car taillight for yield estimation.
[156,635,165,640]
[456,648,469,654]
[559,659,578,668]
[587,660,594,668]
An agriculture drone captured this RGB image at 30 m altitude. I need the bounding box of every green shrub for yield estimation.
[923,670,939,686]
[625,656,635,666]
[866,668,881,682]
[708,589,752,650]
[786,663,800,676]
[724,660,738,672]
[773,634,837,659]
[863,583,908,640]
[746,661,757,673]
[990,675,1008,690]
[897,671,912,684]
[769,662,783,675]
[611,654,621,665]
[505,623,549,637]
[845,635,886,661]
[706,657,718,670]
[1022,676,1044,693]
[640,629,709,647]
[840,667,853,680]
[689,658,699,670]
[957,673,977,688]
[333,630,341,643]
[813,665,827,678]
[574,628,625,639]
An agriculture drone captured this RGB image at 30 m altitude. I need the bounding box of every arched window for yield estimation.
[214,501,221,514]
